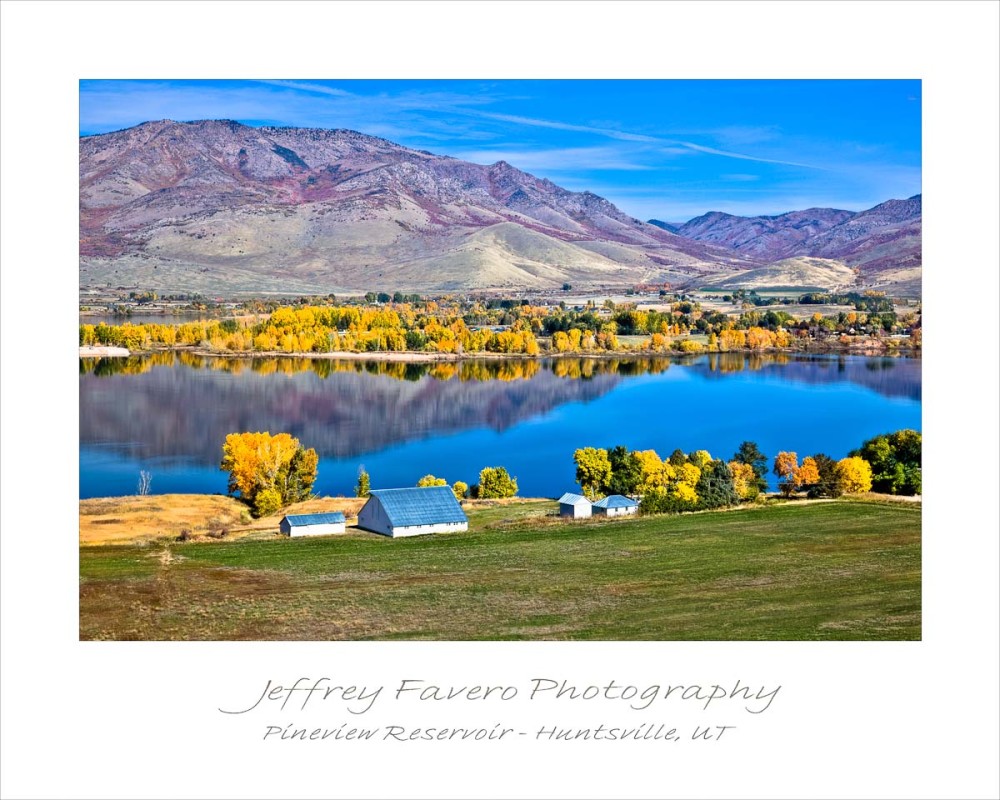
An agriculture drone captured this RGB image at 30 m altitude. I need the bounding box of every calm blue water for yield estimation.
[79,353,921,499]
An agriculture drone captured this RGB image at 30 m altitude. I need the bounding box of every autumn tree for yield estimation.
[688,449,713,470]
[417,474,448,487]
[355,466,371,498]
[835,456,873,494]
[795,457,821,491]
[727,461,759,501]
[452,481,468,500]
[773,451,800,497]
[220,432,319,517]
[806,453,842,498]
[478,466,518,499]
[634,450,674,493]
[574,447,612,499]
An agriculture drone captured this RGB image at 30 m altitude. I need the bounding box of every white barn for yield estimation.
[592,495,639,517]
[280,512,346,537]
[357,486,468,538]
[558,492,592,518]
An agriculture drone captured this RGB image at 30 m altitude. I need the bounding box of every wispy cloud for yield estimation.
[470,111,661,143]
[457,109,824,169]
[256,80,353,98]
[669,141,823,169]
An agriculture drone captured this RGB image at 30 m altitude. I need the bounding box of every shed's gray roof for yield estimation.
[283,512,346,526]
[558,493,591,505]
[593,495,639,509]
[368,486,467,527]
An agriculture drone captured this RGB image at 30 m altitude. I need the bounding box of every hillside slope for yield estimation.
[80,120,754,293]
[671,196,921,294]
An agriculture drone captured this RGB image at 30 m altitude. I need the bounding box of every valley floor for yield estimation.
[79,498,921,641]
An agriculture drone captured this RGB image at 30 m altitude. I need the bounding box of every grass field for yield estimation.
[79,498,920,641]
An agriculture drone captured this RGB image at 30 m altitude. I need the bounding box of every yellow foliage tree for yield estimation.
[728,461,758,500]
[220,432,318,517]
[795,456,821,488]
[835,456,873,494]
[634,449,674,492]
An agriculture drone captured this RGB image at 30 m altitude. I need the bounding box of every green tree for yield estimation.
[695,460,739,509]
[732,441,769,493]
[281,447,318,503]
[806,453,842,498]
[852,429,921,495]
[668,448,688,468]
[573,447,612,499]
[478,466,518,499]
[607,445,643,496]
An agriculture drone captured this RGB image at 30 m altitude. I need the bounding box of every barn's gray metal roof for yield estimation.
[593,495,639,509]
[283,512,346,526]
[368,486,467,528]
[558,493,590,505]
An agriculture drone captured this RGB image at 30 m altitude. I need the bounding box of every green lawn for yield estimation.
[79,500,920,641]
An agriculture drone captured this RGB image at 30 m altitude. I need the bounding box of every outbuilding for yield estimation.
[592,495,639,517]
[558,492,592,519]
[357,486,468,538]
[280,512,346,537]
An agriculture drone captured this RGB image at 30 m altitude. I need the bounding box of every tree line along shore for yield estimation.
[79,293,921,359]
[80,429,920,546]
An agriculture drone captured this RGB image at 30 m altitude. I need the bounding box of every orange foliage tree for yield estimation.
[220,432,318,517]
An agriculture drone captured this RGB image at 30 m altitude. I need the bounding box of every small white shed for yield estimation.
[280,512,346,537]
[592,495,639,517]
[558,492,592,518]
[357,486,468,538]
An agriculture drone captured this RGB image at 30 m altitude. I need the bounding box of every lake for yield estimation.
[79,352,921,499]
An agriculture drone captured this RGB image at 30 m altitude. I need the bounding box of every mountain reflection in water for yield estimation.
[79,352,921,498]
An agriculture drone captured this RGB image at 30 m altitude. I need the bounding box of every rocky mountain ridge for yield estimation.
[79,119,920,295]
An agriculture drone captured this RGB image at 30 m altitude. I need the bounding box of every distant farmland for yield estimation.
[79,499,920,641]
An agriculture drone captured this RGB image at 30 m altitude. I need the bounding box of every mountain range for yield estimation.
[80,120,921,296]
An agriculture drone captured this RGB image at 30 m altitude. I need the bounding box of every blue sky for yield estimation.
[80,79,921,222]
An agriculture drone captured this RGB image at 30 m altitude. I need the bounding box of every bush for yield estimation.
[452,481,468,500]
[252,488,283,518]
[640,486,694,515]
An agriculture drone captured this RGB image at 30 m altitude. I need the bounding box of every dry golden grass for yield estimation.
[79,494,367,546]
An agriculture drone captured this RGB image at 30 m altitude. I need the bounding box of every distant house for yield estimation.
[357,486,468,538]
[558,493,592,519]
[280,512,346,537]
[592,495,639,517]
